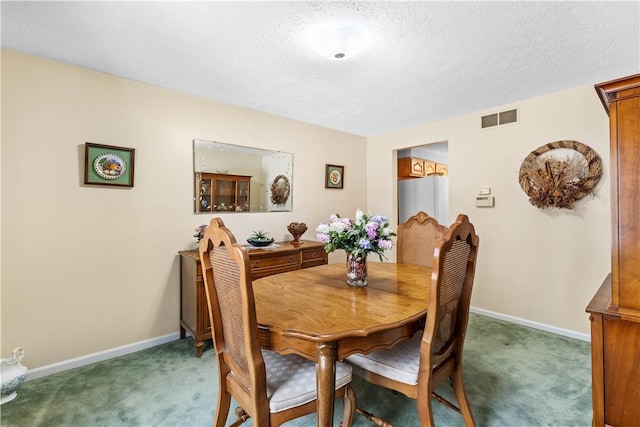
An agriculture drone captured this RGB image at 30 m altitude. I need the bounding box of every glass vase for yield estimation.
[346,253,368,287]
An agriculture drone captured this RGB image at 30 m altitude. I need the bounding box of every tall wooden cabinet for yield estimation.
[587,73,640,426]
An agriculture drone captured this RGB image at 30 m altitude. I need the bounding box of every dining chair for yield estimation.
[396,211,448,268]
[199,218,357,427]
[346,214,479,427]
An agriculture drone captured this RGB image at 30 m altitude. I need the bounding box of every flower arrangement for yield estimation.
[194,224,208,243]
[316,210,395,261]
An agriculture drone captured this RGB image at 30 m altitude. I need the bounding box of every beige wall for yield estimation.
[368,85,611,334]
[1,49,614,370]
[1,50,367,369]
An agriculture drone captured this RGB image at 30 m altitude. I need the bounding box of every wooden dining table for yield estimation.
[253,261,431,427]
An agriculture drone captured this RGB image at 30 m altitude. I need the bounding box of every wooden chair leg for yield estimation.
[228,407,250,427]
[356,407,394,427]
[451,369,476,427]
[213,389,231,427]
[340,385,357,427]
[416,385,436,427]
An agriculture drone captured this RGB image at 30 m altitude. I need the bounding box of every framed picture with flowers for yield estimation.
[84,142,135,187]
[325,164,344,189]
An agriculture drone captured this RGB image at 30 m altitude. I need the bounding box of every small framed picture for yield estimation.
[325,164,344,189]
[84,142,135,187]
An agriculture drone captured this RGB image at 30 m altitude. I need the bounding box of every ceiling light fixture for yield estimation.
[306,21,368,60]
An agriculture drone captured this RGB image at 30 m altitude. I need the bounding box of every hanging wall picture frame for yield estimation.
[325,164,344,189]
[84,142,135,187]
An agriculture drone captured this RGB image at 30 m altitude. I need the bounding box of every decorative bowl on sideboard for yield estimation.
[247,238,275,247]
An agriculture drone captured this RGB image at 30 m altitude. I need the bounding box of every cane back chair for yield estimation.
[347,214,479,426]
[396,211,448,268]
[199,218,356,427]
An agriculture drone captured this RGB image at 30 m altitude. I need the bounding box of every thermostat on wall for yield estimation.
[475,195,495,207]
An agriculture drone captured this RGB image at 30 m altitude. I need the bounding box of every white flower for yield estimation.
[382,227,392,236]
[329,221,346,233]
[316,224,330,233]
[355,209,364,222]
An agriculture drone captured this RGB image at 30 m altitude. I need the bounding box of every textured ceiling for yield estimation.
[2,1,639,137]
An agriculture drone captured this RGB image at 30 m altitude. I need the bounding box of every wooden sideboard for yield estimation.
[587,74,640,426]
[178,240,328,357]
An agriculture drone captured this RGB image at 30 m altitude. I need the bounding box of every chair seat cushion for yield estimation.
[263,350,352,413]
[346,331,422,386]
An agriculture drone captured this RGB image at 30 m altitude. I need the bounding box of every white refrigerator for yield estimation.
[398,176,449,226]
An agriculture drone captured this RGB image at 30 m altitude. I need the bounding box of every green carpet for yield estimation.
[0,314,592,426]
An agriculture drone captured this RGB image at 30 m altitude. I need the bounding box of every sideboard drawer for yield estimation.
[251,253,301,278]
[301,248,328,268]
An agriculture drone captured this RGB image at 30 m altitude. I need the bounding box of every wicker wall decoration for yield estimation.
[270,174,291,205]
[518,140,602,209]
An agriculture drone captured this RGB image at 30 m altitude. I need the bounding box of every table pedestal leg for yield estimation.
[316,342,337,426]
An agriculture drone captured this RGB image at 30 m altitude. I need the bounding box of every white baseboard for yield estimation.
[470,306,591,342]
[26,332,181,381]
[25,309,589,381]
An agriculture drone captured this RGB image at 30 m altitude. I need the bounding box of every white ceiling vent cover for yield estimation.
[481,108,518,129]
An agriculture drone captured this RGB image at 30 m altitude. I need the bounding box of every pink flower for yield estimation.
[194,224,208,243]
[365,222,379,239]
[316,233,331,243]
[378,239,393,250]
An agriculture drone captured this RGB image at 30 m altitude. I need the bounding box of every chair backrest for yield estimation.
[396,211,448,268]
[199,218,267,412]
[423,214,479,361]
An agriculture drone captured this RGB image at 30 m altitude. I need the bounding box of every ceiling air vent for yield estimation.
[481,108,518,129]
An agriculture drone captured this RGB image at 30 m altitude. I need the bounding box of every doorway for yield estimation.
[396,142,449,225]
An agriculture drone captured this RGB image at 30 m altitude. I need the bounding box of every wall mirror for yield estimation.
[193,139,293,214]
